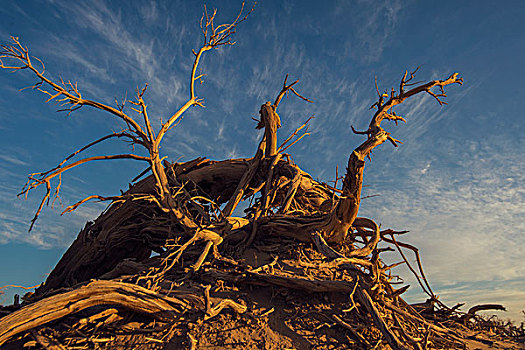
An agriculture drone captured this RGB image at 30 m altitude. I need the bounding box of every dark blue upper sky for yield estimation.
[0,0,523,321]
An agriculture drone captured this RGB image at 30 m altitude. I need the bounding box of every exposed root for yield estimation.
[2,10,519,350]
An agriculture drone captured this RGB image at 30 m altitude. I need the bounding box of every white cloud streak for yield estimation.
[361,134,524,322]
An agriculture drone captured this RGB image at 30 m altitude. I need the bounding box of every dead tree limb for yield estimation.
[324,70,463,242]
[1,2,254,231]
[1,6,485,348]
[0,280,246,347]
[0,280,188,346]
[256,75,312,158]
[356,287,409,350]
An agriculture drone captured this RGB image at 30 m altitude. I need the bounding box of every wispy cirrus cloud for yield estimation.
[332,0,404,63]
[37,0,190,122]
[360,134,524,321]
[0,200,101,249]
[0,153,28,166]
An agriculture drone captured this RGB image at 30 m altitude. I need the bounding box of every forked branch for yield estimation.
[20,154,150,231]
[255,75,312,157]
[277,115,314,153]
[0,37,148,142]
[329,69,462,242]
[155,2,254,147]
[273,74,313,109]
[2,3,253,230]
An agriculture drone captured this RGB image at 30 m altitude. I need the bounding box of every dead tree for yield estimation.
[4,5,509,350]
[1,4,255,293]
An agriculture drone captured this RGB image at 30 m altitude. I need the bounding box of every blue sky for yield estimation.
[0,1,523,322]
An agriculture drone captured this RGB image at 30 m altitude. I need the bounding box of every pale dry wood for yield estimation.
[461,304,506,324]
[1,2,254,231]
[222,140,265,217]
[0,280,188,346]
[202,268,357,293]
[356,287,409,350]
[1,14,480,349]
[30,329,67,350]
[0,279,248,347]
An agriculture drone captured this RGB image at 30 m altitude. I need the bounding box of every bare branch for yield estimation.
[155,3,253,148]
[28,180,51,232]
[383,233,436,301]
[273,74,313,109]
[367,70,463,141]
[20,153,150,230]
[327,70,462,242]
[21,154,150,195]
[1,37,149,143]
[277,115,314,153]
[279,129,310,154]
[135,83,156,143]
[61,195,125,215]
[50,173,62,209]
[351,125,370,135]
[39,131,143,180]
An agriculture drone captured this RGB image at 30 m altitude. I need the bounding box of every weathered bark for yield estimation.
[257,101,281,157]
[2,32,473,348]
[222,140,265,217]
[259,73,463,244]
[202,268,358,293]
[35,154,336,296]
[0,281,188,346]
[0,280,246,347]
[35,158,251,296]
[323,129,390,242]
[356,287,410,350]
